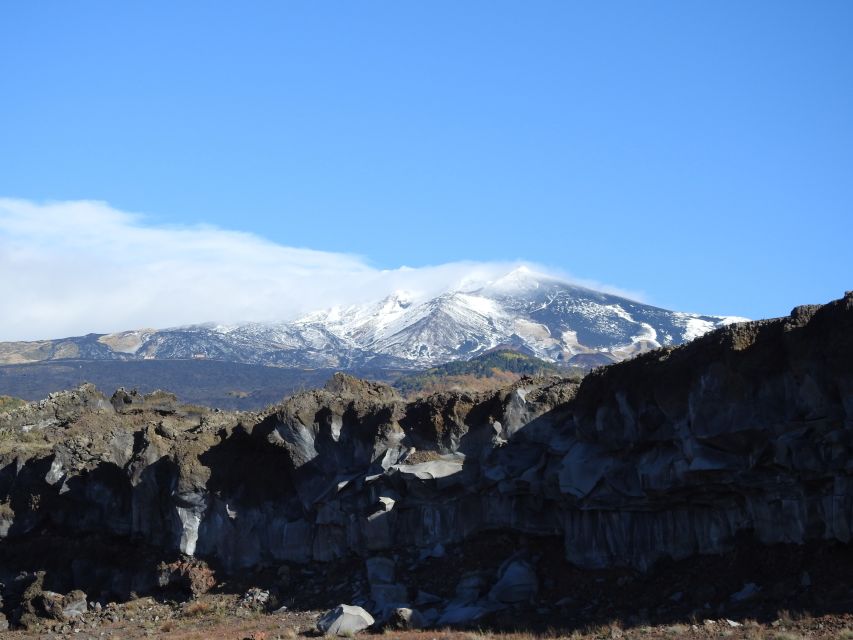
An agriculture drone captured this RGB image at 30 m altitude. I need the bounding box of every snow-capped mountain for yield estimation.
[0,267,747,369]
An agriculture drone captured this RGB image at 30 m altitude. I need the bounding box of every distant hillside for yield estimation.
[0,360,404,410]
[393,349,580,397]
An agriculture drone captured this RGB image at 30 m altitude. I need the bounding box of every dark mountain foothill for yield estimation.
[0,292,851,636]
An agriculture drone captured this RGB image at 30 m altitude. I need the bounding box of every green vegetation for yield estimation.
[394,349,577,397]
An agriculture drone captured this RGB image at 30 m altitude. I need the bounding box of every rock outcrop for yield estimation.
[0,292,851,628]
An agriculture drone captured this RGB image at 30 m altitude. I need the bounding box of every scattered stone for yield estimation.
[240,588,271,609]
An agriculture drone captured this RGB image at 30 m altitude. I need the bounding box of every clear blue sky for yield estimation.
[1,1,851,320]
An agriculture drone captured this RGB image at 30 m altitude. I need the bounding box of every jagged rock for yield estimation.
[370,583,407,609]
[387,606,424,630]
[419,542,445,559]
[13,574,89,627]
[0,383,112,431]
[415,590,443,606]
[730,583,760,602]
[240,587,271,609]
[61,590,88,618]
[0,292,850,612]
[111,388,178,415]
[156,559,216,598]
[317,603,375,636]
[454,572,486,605]
[488,558,538,604]
[436,603,493,626]
[365,557,395,585]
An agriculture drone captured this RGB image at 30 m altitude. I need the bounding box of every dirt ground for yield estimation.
[2,593,853,640]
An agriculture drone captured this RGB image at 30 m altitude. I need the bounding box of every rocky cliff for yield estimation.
[0,292,850,630]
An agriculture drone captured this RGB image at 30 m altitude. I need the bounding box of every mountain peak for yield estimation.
[483,265,555,294]
[0,271,743,370]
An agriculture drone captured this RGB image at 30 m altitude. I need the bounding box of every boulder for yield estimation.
[454,572,486,605]
[239,588,271,610]
[488,559,538,604]
[317,604,375,636]
[61,590,88,618]
[387,606,425,630]
[157,559,216,598]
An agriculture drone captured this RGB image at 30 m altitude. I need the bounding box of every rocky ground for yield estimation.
[1,595,853,640]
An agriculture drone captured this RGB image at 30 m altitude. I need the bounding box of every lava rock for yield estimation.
[317,604,375,636]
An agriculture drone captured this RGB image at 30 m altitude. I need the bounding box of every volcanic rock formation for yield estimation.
[0,292,850,629]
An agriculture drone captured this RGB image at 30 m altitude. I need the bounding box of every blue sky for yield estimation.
[1,1,851,330]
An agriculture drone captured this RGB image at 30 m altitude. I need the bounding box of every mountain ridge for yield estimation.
[0,267,746,369]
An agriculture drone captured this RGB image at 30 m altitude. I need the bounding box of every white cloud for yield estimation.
[0,198,647,341]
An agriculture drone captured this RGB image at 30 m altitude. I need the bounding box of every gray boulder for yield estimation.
[317,604,375,636]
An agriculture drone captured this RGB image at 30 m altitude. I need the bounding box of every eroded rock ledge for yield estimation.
[0,293,851,627]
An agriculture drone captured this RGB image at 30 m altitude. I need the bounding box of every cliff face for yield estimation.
[0,293,850,584]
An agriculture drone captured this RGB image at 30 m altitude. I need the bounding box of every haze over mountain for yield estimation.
[0,267,745,371]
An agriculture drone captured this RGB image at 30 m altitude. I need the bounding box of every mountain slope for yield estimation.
[393,348,570,397]
[0,267,746,369]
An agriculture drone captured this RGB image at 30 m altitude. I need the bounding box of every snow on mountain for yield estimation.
[0,267,748,369]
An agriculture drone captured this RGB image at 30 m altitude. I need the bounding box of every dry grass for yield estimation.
[402,449,445,464]
[0,428,49,455]
[769,633,803,640]
[181,600,214,618]
[0,396,26,413]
